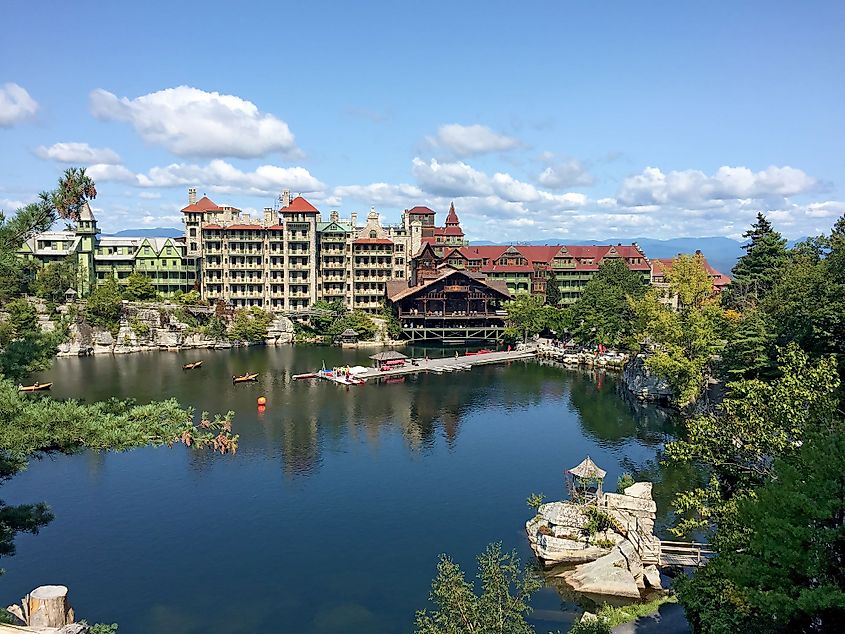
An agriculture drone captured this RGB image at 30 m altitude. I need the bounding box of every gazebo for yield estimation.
[64,287,78,304]
[566,456,607,503]
[338,328,359,344]
[369,350,408,370]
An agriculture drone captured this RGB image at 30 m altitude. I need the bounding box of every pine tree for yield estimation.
[544,269,562,306]
[720,310,774,379]
[724,213,788,310]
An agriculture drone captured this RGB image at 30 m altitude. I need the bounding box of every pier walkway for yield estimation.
[355,346,538,382]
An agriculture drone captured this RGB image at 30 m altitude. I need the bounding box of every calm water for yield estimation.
[1,346,689,633]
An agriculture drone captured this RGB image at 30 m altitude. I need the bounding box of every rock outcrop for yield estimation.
[622,353,673,402]
[559,544,642,599]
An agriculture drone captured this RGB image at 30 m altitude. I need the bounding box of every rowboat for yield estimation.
[182,361,203,370]
[292,372,319,380]
[18,382,52,392]
[232,372,259,383]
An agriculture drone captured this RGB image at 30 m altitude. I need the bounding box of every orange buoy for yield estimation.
[257,396,267,406]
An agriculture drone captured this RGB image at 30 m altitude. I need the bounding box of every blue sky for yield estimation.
[2,0,843,240]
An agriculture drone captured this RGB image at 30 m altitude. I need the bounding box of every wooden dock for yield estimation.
[355,347,537,382]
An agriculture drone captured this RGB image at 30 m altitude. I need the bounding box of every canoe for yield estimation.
[18,382,52,392]
[182,361,203,370]
[232,373,259,383]
[293,372,319,380]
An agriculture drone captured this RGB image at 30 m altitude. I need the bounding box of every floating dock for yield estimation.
[354,346,537,382]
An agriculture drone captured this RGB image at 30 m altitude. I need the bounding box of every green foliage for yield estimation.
[668,253,714,309]
[570,259,647,347]
[0,299,59,382]
[129,318,150,337]
[202,315,227,341]
[34,260,77,304]
[310,299,346,333]
[632,289,726,405]
[85,278,123,334]
[414,542,542,634]
[720,310,775,379]
[505,293,546,341]
[568,615,612,634]
[174,289,205,306]
[328,310,378,341]
[582,506,616,536]
[677,432,845,633]
[121,272,157,302]
[0,258,36,303]
[667,344,839,537]
[544,270,562,306]
[380,303,402,340]
[594,596,677,628]
[228,307,272,342]
[87,623,119,634]
[723,212,789,310]
[526,492,546,510]
[616,473,635,493]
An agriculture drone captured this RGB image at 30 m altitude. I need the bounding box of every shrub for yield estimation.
[129,318,150,337]
[617,473,635,493]
[568,614,612,634]
[228,307,272,342]
[582,506,617,536]
[85,278,123,334]
[526,492,546,510]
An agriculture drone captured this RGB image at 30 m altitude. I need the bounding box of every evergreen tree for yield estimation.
[720,310,775,379]
[724,213,788,310]
[544,270,562,306]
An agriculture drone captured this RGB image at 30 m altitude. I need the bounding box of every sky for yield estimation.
[1,0,844,241]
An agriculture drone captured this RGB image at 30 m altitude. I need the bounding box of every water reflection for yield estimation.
[15,346,697,633]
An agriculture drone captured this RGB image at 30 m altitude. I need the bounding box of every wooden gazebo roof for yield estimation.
[340,328,359,337]
[567,456,606,480]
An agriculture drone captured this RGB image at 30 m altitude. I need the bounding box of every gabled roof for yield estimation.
[281,196,319,213]
[182,196,223,213]
[370,350,408,361]
[387,268,511,303]
[79,201,95,222]
[353,238,393,245]
[652,256,731,287]
[434,226,465,236]
[407,205,435,216]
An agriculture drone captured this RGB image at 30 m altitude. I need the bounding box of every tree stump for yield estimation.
[25,585,75,628]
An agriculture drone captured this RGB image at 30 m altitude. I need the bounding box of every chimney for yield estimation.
[264,207,274,226]
[330,210,339,223]
[279,188,291,208]
[188,187,197,205]
[351,212,358,228]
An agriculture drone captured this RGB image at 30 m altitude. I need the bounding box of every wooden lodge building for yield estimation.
[386,263,511,343]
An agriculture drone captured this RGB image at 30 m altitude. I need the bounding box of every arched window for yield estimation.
[369,230,377,239]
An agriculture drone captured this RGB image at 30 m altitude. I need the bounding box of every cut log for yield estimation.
[26,585,75,628]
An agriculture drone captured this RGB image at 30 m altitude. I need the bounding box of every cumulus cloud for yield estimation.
[432,124,520,157]
[537,158,594,188]
[618,165,817,206]
[412,158,492,197]
[35,142,121,164]
[332,183,424,208]
[89,159,323,197]
[805,201,845,218]
[0,83,38,127]
[89,86,298,158]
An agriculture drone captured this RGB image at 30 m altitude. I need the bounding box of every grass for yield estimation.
[596,595,678,627]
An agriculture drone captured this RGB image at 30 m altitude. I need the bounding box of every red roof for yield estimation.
[481,265,537,273]
[353,238,394,245]
[407,206,435,216]
[222,224,263,230]
[182,196,223,213]
[266,224,285,230]
[652,256,731,288]
[280,195,319,213]
[445,202,460,225]
[202,223,223,230]
[453,244,650,271]
[434,226,465,236]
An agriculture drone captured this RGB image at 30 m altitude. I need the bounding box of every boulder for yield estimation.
[624,482,653,499]
[603,492,657,515]
[622,354,673,402]
[643,564,662,589]
[538,501,587,531]
[558,546,641,599]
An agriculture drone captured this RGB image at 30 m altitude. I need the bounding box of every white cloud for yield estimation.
[331,183,424,208]
[412,158,492,197]
[0,83,38,127]
[0,197,27,212]
[537,158,594,188]
[34,142,121,164]
[618,165,817,206]
[491,172,539,202]
[138,191,161,200]
[89,86,298,158]
[89,159,323,197]
[432,124,519,157]
[805,201,845,218]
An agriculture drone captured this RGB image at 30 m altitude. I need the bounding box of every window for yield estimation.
[369,230,377,239]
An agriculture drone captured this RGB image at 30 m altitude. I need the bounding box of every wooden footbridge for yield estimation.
[613,503,713,568]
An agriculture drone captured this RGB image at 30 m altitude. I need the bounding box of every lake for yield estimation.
[0,346,688,633]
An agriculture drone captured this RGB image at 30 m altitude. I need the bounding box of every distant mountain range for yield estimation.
[472,237,745,274]
[106,227,183,238]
